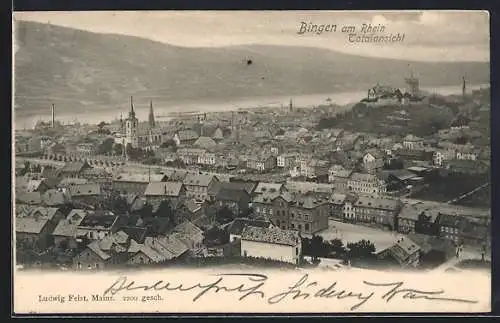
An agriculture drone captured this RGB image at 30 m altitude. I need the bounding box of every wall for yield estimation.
[240,239,300,264]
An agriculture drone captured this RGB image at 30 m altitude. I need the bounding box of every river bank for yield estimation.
[13,83,488,129]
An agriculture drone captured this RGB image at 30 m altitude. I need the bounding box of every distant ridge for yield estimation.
[14,21,489,118]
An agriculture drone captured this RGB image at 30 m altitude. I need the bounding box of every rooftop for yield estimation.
[285,180,334,194]
[180,199,202,213]
[193,136,217,148]
[330,193,348,205]
[78,214,119,230]
[183,173,217,187]
[144,182,184,197]
[389,237,421,263]
[216,187,250,202]
[241,226,300,246]
[177,130,200,141]
[68,183,101,197]
[60,161,90,174]
[210,181,257,196]
[113,172,167,183]
[227,218,272,235]
[355,196,401,211]
[254,182,283,194]
[52,209,88,237]
[350,172,379,183]
[16,216,50,234]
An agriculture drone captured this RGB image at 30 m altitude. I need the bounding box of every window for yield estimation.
[305,223,309,231]
[296,247,299,255]
[298,224,302,231]
[291,223,295,229]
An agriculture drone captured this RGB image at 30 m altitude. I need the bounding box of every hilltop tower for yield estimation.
[289,98,293,111]
[125,96,139,148]
[148,100,156,128]
[405,72,420,98]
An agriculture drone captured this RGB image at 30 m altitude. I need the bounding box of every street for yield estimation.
[431,245,491,273]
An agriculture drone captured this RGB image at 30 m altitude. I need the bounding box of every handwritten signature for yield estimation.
[102,273,478,311]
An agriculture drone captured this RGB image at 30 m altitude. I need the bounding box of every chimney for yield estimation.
[149,100,155,128]
[51,104,55,128]
[462,76,467,98]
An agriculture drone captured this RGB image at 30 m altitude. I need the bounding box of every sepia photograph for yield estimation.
[12,10,491,314]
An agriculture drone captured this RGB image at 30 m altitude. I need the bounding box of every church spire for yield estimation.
[129,96,135,118]
[149,100,156,128]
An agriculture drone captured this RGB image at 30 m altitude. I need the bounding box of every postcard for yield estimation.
[12,10,491,314]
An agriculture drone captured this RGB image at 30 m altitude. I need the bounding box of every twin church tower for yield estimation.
[120,96,158,149]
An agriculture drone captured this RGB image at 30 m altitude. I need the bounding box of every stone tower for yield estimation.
[125,96,138,148]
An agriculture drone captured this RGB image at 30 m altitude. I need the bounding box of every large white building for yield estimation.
[348,172,387,195]
[240,226,302,264]
[402,134,424,150]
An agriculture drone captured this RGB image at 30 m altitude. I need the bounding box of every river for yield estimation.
[13,83,488,129]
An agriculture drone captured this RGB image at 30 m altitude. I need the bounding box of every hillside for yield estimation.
[14,21,490,119]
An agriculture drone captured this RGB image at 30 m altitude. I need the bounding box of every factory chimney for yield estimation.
[51,104,55,128]
[462,75,467,98]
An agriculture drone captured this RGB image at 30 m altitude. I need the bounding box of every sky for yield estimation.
[13,10,490,62]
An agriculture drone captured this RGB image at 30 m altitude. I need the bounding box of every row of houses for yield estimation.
[18,158,490,248]
[15,202,206,269]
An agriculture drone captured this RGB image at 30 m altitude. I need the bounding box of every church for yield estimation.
[120,97,164,150]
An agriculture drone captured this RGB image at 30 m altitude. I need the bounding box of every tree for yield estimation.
[203,226,229,246]
[97,121,107,130]
[143,156,161,165]
[216,207,235,224]
[113,143,123,156]
[160,139,177,148]
[275,128,285,136]
[310,235,325,257]
[125,143,133,158]
[166,158,185,168]
[35,233,53,252]
[97,138,115,155]
[139,203,154,219]
[346,239,376,259]
[106,193,128,214]
[453,136,468,145]
[155,200,175,224]
[329,238,346,254]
